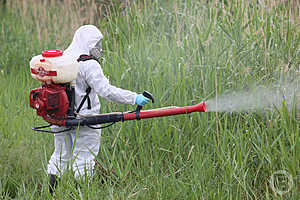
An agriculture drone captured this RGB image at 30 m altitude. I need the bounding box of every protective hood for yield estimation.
[64,25,103,60]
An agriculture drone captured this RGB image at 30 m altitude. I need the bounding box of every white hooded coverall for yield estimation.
[47,25,137,179]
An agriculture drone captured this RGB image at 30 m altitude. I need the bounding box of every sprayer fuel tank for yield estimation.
[30,49,78,83]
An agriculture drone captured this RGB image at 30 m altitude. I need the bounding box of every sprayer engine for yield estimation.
[29,83,69,126]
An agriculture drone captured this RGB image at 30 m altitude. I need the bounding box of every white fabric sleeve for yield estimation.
[84,61,137,105]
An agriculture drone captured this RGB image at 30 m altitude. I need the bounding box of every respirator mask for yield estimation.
[89,40,103,60]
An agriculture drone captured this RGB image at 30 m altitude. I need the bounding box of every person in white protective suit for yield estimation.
[47,25,149,194]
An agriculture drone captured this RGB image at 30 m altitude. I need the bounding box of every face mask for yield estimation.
[89,40,103,60]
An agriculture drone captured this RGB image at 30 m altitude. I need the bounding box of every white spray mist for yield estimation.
[205,82,300,112]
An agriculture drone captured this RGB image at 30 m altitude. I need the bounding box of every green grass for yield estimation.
[0,0,300,199]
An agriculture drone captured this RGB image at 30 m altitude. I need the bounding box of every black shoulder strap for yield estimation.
[76,86,92,113]
[75,54,98,113]
[77,54,98,62]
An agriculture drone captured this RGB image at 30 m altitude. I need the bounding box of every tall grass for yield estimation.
[0,0,299,199]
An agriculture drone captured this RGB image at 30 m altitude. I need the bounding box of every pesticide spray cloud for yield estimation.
[205,81,300,112]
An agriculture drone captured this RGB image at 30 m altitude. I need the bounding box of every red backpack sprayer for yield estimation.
[29,49,206,133]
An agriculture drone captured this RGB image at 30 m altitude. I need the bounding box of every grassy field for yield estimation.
[0,0,299,199]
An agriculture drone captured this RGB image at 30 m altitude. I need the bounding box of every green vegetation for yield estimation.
[0,0,299,199]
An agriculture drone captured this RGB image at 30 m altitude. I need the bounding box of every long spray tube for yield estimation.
[124,102,206,120]
[65,102,206,127]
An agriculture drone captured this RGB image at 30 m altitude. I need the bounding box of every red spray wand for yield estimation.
[123,102,206,121]
[65,91,206,127]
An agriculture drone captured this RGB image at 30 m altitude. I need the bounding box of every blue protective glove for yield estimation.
[135,94,150,106]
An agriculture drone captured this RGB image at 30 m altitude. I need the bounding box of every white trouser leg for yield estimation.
[72,127,101,179]
[47,131,73,177]
[47,127,101,179]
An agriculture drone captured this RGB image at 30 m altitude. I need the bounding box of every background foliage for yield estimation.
[0,0,299,199]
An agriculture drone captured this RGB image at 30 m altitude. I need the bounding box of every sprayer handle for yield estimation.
[136,91,154,112]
